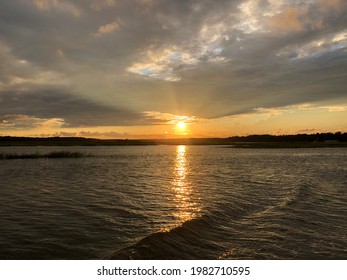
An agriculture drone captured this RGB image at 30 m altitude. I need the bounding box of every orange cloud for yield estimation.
[33,0,51,10]
[32,0,80,16]
[95,21,120,36]
[267,7,303,33]
[321,0,343,9]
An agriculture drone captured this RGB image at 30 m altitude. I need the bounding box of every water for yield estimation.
[0,145,346,259]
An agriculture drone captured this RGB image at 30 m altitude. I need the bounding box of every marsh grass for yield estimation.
[0,151,91,160]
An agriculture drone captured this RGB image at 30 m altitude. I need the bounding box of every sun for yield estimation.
[176,121,186,131]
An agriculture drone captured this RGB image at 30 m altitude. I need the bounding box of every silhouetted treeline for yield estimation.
[0,132,346,146]
[0,136,155,146]
[227,132,347,142]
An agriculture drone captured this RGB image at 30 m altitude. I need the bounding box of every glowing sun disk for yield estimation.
[177,121,186,130]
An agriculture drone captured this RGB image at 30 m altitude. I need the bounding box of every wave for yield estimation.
[109,214,225,259]
[108,177,347,260]
[108,199,274,260]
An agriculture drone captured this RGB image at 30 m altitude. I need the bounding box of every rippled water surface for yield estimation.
[0,146,346,259]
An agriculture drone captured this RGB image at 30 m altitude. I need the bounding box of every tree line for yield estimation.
[227,132,346,142]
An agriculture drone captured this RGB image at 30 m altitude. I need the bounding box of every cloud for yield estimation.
[143,111,200,125]
[319,105,347,112]
[0,41,67,91]
[267,6,303,33]
[78,130,129,138]
[33,0,54,10]
[321,0,344,10]
[32,0,80,16]
[0,0,346,132]
[0,114,65,129]
[137,0,156,6]
[90,0,116,12]
[94,21,120,36]
[0,89,150,128]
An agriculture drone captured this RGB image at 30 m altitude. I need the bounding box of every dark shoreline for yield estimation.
[226,142,347,148]
[0,133,346,148]
[0,151,90,160]
[0,136,155,146]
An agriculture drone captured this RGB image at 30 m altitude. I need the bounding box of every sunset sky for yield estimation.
[0,0,346,138]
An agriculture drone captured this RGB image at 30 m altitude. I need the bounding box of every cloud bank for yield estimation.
[0,0,346,134]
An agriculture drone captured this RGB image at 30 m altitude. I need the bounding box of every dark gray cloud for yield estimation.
[0,0,346,128]
[0,88,149,127]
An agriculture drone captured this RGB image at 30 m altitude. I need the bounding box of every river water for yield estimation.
[0,146,346,259]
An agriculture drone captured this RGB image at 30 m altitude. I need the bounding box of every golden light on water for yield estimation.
[171,145,200,223]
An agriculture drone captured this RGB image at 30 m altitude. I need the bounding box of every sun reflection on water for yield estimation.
[171,145,200,223]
